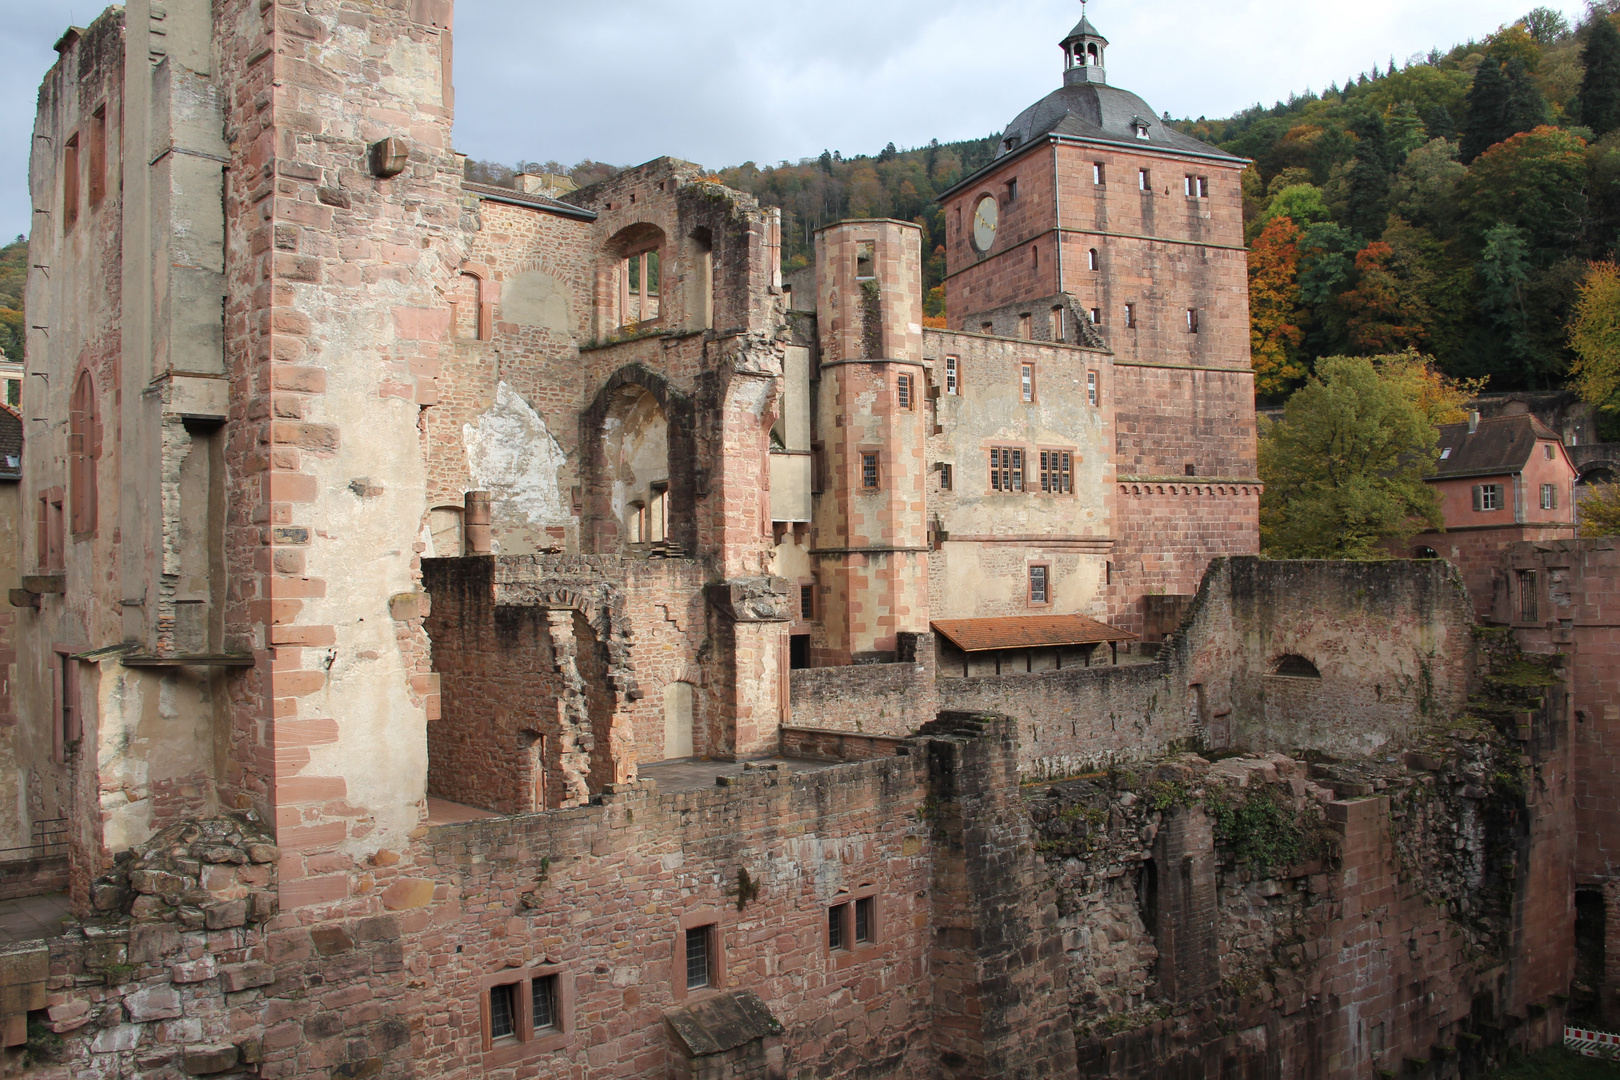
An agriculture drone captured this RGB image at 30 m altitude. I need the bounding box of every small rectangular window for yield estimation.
[828,904,847,950]
[1518,569,1538,622]
[856,241,876,280]
[944,355,958,394]
[1089,307,1101,325]
[63,134,81,232]
[1544,443,1555,460]
[1006,177,1019,203]
[861,453,879,490]
[489,983,518,1041]
[1198,176,1210,198]
[800,584,814,620]
[1050,306,1064,341]
[531,975,559,1033]
[1029,565,1049,605]
[854,897,874,944]
[1087,371,1098,406]
[1093,162,1104,185]
[980,321,993,335]
[1139,168,1150,191]
[1018,313,1032,339]
[1186,308,1199,333]
[1124,303,1136,328]
[989,447,1024,492]
[1541,483,1558,510]
[897,372,914,410]
[1184,175,1195,197]
[1039,450,1072,495]
[940,464,953,491]
[686,925,713,990]
[1021,363,1035,403]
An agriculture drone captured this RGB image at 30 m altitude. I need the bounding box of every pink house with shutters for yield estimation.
[1407,412,1578,615]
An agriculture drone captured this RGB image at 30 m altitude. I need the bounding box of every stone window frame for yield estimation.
[37,487,65,572]
[477,964,575,1065]
[1138,167,1150,192]
[827,886,883,971]
[1092,162,1105,186]
[943,355,959,395]
[1124,303,1137,329]
[51,645,82,765]
[1037,447,1075,496]
[88,105,107,207]
[939,463,953,491]
[1473,484,1503,512]
[672,909,727,1002]
[987,446,1025,494]
[896,372,915,411]
[1087,371,1099,407]
[63,132,81,233]
[69,368,100,537]
[1027,563,1053,606]
[453,264,494,342]
[1186,308,1199,334]
[1020,362,1036,403]
[859,450,882,492]
[1516,569,1539,623]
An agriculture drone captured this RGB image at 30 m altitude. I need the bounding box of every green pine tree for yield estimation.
[1501,57,1552,136]
[1461,59,1510,162]
[1580,16,1620,137]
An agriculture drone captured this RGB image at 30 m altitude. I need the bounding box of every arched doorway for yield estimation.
[663,682,695,760]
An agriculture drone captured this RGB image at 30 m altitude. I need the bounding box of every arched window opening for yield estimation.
[1088,248,1099,271]
[69,370,98,535]
[1272,654,1321,679]
[1086,43,1100,65]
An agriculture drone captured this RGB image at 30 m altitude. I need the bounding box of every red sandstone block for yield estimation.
[271,670,327,697]
[268,625,336,647]
[265,472,318,503]
[276,776,348,803]
[278,875,349,910]
[277,822,348,853]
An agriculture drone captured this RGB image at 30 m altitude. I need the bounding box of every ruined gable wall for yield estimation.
[24,11,140,905]
[425,198,592,556]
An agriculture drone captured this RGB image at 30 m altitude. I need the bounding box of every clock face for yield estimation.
[971,195,998,253]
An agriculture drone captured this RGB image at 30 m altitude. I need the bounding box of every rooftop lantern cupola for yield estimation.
[1061,7,1108,87]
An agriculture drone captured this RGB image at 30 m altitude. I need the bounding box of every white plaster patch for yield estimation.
[500,271,572,333]
[462,382,569,539]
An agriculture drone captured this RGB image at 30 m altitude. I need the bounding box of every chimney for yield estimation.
[1468,410,1480,434]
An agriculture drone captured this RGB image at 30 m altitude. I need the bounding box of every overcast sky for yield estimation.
[0,0,1592,241]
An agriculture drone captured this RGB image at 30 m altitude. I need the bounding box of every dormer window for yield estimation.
[1003,135,1021,152]
[1132,118,1151,140]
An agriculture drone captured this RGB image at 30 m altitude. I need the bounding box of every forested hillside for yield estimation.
[1189,4,1620,400]
[0,236,23,360]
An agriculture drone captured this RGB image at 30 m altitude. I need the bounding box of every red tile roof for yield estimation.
[931,614,1138,652]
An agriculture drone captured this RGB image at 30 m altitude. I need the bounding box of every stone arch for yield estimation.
[580,365,697,556]
[452,263,493,341]
[1578,460,1617,486]
[1272,654,1321,679]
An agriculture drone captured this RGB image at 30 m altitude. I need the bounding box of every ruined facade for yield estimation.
[0,2,1602,1078]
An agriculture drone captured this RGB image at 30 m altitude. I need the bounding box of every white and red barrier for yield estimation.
[1566,1026,1620,1058]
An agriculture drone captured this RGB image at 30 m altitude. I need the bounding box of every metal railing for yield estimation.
[0,818,69,863]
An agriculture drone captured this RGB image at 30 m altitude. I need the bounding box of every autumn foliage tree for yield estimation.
[1249,216,1307,396]
[1340,242,1430,352]
[1259,353,1464,558]
[1569,260,1620,413]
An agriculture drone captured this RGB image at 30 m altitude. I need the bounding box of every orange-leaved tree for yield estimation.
[1248,215,1307,397]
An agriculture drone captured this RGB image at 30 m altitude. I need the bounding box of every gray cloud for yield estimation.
[0,0,1588,241]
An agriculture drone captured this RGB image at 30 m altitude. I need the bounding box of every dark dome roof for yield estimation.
[995,82,1240,161]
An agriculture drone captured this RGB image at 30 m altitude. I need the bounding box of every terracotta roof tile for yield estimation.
[931,614,1137,653]
[1432,414,1560,478]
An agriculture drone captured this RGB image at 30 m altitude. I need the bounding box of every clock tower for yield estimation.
[936,13,1261,632]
